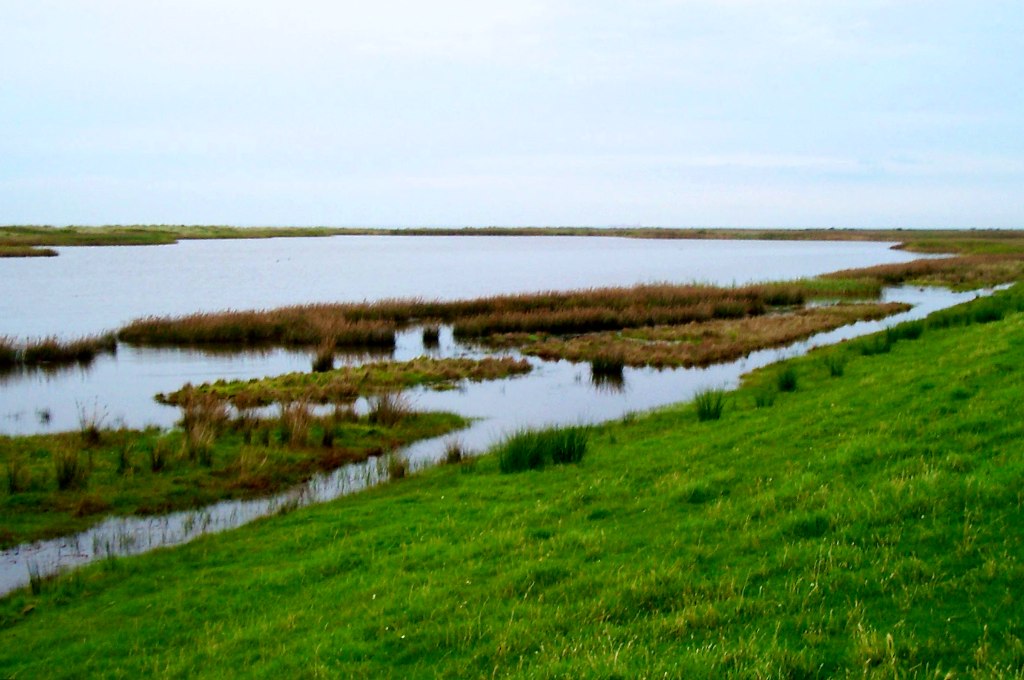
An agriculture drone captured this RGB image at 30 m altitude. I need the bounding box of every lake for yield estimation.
[1,235,924,338]
[0,235,927,434]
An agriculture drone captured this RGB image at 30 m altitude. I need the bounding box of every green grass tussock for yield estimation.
[497,426,589,473]
[693,387,726,421]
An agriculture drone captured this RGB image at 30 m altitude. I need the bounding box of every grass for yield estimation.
[0,408,467,548]
[510,302,910,369]
[0,334,117,370]
[0,244,59,257]
[3,288,1024,675]
[115,281,871,352]
[589,350,625,381]
[693,387,726,421]
[422,326,440,347]
[157,356,532,407]
[776,365,798,392]
[496,426,589,473]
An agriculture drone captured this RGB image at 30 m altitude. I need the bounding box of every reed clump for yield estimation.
[0,334,117,370]
[53,448,89,491]
[311,342,335,373]
[497,426,589,474]
[590,351,625,381]
[776,366,798,392]
[369,393,411,428]
[422,326,440,347]
[693,388,726,422]
[279,402,314,448]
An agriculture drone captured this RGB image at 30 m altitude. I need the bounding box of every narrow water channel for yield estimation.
[0,285,989,596]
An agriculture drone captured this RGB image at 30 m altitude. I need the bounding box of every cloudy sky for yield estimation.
[1,1,1021,228]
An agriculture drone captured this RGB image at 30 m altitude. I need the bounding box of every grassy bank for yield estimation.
[158,356,532,407]
[3,287,1024,676]
[0,406,466,548]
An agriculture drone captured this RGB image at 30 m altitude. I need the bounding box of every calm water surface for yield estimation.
[1,235,925,338]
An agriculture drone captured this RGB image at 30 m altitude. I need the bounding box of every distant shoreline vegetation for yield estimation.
[3,225,1024,258]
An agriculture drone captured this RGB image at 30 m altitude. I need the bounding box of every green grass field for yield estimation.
[3,286,1023,677]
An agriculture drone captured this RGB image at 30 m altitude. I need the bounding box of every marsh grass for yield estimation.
[148,440,170,473]
[76,402,107,447]
[19,333,117,366]
[442,438,467,464]
[822,353,847,377]
[693,388,726,421]
[386,452,408,481]
[590,351,625,380]
[53,448,88,491]
[279,402,313,448]
[5,456,28,494]
[513,303,909,370]
[158,356,531,408]
[497,426,589,473]
[776,366,798,392]
[311,343,335,373]
[422,326,440,347]
[369,393,412,427]
[0,337,17,368]
[116,281,854,351]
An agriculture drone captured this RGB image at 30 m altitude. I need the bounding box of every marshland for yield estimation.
[3,228,1024,676]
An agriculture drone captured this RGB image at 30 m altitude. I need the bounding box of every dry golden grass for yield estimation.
[825,254,1024,290]
[118,282,852,349]
[509,302,909,369]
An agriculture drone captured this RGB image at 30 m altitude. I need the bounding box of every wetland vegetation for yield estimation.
[3,284,1024,675]
[0,402,465,548]
[157,356,532,407]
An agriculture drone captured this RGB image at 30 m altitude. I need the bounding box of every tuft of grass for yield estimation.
[5,456,29,494]
[148,439,170,473]
[590,351,625,378]
[497,426,589,473]
[776,365,798,392]
[858,334,893,356]
[386,452,408,481]
[279,402,313,448]
[422,325,440,347]
[822,353,847,377]
[311,344,335,373]
[77,403,107,447]
[53,448,88,491]
[753,389,776,408]
[369,392,412,428]
[443,438,467,465]
[693,388,726,422]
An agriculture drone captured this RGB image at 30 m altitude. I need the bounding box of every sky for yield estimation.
[1,1,1021,228]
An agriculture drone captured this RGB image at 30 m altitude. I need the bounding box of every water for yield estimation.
[0,235,926,338]
[0,285,990,596]
[0,236,930,433]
